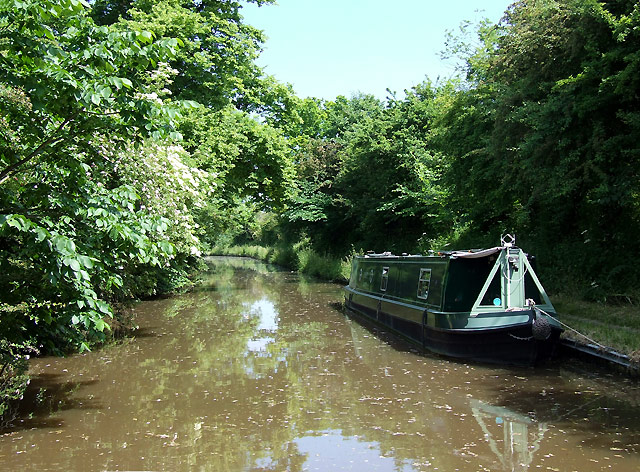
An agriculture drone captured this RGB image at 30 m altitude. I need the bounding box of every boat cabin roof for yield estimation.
[360,247,504,261]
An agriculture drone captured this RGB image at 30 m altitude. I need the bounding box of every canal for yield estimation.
[1,256,639,471]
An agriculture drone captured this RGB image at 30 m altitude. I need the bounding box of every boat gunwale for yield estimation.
[345,286,558,319]
[346,293,545,331]
[345,302,536,334]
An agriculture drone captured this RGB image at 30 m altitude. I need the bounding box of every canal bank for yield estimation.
[1,256,639,471]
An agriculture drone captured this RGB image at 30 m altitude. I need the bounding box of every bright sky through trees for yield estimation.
[241,0,513,100]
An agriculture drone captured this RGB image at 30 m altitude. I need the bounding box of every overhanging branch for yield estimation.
[0,116,74,185]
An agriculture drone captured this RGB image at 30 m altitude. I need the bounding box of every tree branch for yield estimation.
[0,116,74,185]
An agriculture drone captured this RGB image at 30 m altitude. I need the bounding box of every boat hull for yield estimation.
[345,294,561,366]
[422,321,561,366]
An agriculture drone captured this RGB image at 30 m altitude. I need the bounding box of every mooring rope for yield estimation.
[536,306,607,350]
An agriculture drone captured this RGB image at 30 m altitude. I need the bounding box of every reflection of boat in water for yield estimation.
[344,235,562,366]
[469,398,547,472]
[347,320,549,471]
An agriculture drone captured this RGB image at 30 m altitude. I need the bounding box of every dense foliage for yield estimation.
[437,0,640,294]
[1,0,186,351]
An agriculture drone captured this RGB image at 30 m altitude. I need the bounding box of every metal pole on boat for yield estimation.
[507,259,511,309]
[502,234,515,309]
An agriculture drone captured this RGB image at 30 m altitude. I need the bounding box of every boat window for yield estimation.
[524,272,543,304]
[380,267,389,291]
[443,258,495,312]
[358,268,363,282]
[480,269,502,306]
[369,268,374,284]
[417,268,431,299]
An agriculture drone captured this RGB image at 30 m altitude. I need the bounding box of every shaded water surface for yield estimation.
[1,257,640,471]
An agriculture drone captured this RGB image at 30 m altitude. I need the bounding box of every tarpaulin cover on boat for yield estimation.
[450,247,502,259]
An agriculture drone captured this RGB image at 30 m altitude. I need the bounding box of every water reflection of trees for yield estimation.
[2,257,640,471]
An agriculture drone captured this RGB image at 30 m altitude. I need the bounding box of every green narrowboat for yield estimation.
[344,236,563,366]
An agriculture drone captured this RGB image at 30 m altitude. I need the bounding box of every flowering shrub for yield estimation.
[112,141,212,258]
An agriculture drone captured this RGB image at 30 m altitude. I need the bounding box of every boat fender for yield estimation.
[532,309,552,341]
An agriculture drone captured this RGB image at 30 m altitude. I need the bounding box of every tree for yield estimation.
[179,106,294,211]
[271,88,453,254]
[98,0,274,110]
[437,0,640,295]
[0,0,195,351]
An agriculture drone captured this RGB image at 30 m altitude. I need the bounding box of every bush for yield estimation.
[0,340,36,427]
[210,243,350,283]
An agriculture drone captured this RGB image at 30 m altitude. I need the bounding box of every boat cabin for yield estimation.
[349,247,554,316]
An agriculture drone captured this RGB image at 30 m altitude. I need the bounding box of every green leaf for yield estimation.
[137,30,154,43]
[94,318,106,332]
[181,100,200,109]
[41,25,55,40]
[34,227,49,242]
[109,77,124,90]
[99,86,112,99]
[111,275,123,288]
[51,236,64,251]
[6,215,30,232]
[159,241,174,255]
[78,255,94,268]
[166,108,178,120]
[63,257,81,272]
[96,300,111,314]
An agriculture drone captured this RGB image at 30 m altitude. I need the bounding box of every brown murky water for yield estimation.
[1,256,639,471]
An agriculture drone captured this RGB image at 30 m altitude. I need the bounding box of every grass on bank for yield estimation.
[211,244,351,283]
[212,244,640,357]
[552,295,640,357]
